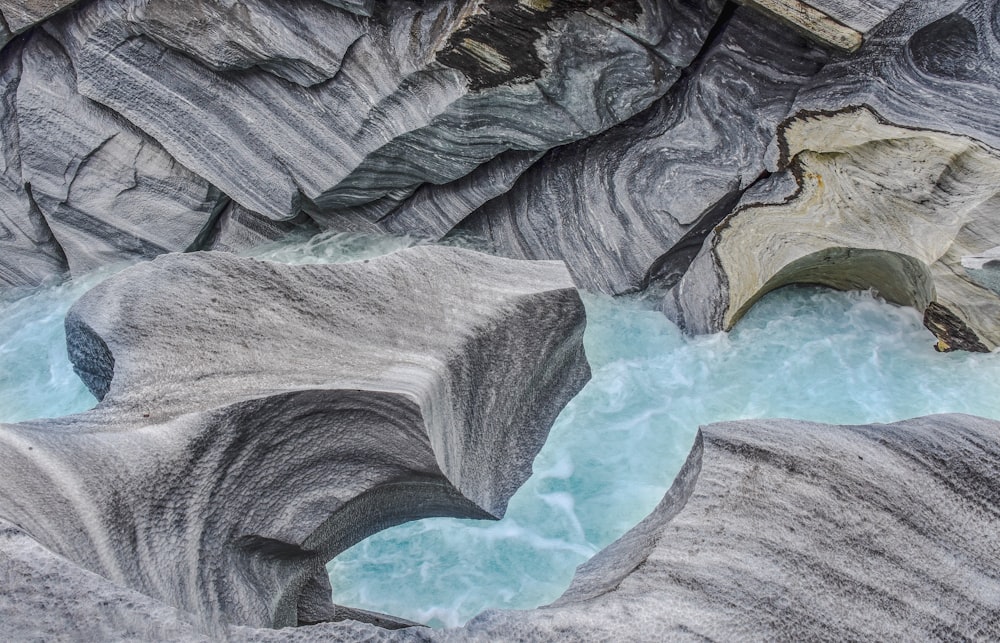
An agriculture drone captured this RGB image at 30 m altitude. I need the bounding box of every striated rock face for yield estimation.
[734,0,907,51]
[447,414,1000,641]
[15,30,224,276]
[455,6,827,295]
[666,0,1000,351]
[45,0,721,222]
[0,246,590,631]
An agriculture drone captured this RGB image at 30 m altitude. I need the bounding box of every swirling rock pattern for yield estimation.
[0,246,590,630]
[665,0,1000,351]
[456,7,827,295]
[46,0,719,222]
[445,414,1000,641]
[7,412,998,640]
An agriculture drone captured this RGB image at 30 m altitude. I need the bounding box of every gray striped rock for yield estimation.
[665,0,1000,351]
[455,7,827,295]
[445,414,1000,641]
[0,40,67,288]
[0,246,589,632]
[12,30,223,277]
[0,0,81,38]
[735,0,907,51]
[45,0,722,223]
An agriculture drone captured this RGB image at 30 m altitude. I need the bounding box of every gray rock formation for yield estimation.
[45,0,722,222]
[665,0,1000,351]
[0,40,67,288]
[14,30,223,277]
[7,409,997,640]
[445,414,1000,641]
[735,0,907,51]
[455,7,827,295]
[0,246,590,632]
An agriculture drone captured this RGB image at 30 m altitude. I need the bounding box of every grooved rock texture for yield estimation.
[9,412,996,640]
[45,0,721,222]
[15,31,223,277]
[734,0,907,51]
[443,414,1000,641]
[0,246,590,631]
[455,7,827,295]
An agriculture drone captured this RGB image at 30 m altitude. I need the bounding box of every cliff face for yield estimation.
[2,0,999,350]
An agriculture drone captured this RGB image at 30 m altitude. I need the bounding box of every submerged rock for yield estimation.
[449,414,1000,640]
[0,246,590,632]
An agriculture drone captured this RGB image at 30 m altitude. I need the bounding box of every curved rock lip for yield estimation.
[0,246,590,630]
[451,413,1000,640]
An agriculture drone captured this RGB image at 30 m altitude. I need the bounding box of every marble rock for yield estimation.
[127,0,368,87]
[0,246,590,631]
[204,200,318,254]
[455,7,827,295]
[13,30,223,277]
[735,0,907,51]
[665,0,1000,351]
[446,414,1000,641]
[0,0,82,36]
[43,0,722,222]
[0,39,67,288]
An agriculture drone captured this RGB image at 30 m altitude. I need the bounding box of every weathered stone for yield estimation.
[0,40,67,288]
[45,0,722,222]
[15,30,223,276]
[445,414,1000,641]
[455,7,826,295]
[0,246,589,631]
[735,0,907,51]
[665,1,1000,350]
[205,201,318,254]
[128,0,367,87]
[0,0,81,34]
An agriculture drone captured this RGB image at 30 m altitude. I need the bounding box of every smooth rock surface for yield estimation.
[664,107,1000,350]
[665,0,1000,351]
[456,7,826,295]
[14,29,223,276]
[445,414,1000,641]
[0,39,67,288]
[0,246,590,631]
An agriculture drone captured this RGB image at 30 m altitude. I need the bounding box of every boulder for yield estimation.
[0,246,590,631]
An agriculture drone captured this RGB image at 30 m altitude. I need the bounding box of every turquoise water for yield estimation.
[3,232,1000,627]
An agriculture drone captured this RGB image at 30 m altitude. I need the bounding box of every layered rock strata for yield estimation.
[456,7,827,295]
[666,0,1000,351]
[0,246,590,631]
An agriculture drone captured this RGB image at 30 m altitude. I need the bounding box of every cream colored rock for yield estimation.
[665,107,1000,351]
